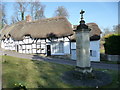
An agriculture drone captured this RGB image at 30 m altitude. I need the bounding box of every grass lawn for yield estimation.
[2,55,120,88]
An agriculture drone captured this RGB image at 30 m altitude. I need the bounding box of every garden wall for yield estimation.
[100,53,120,61]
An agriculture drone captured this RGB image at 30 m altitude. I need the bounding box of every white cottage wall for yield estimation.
[71,40,100,62]
[1,40,5,49]
[90,40,100,61]
[1,36,72,56]
[64,42,70,54]
[1,37,16,50]
[64,37,71,54]
[9,37,16,50]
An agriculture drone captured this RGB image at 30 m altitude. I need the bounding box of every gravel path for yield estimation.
[0,48,120,71]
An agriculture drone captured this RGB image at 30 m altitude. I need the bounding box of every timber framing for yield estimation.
[2,35,72,55]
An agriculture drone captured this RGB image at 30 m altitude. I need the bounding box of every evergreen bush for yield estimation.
[104,34,120,55]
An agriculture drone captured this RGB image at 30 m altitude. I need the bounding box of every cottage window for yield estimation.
[52,42,64,53]
[59,42,64,53]
[90,50,96,57]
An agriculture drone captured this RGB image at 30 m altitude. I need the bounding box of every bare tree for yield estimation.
[102,28,112,36]
[11,15,17,24]
[10,11,20,24]
[35,5,45,20]
[14,0,29,21]
[0,3,2,22]
[29,1,35,20]
[113,24,120,34]
[29,0,45,20]
[11,0,45,24]
[0,3,2,27]
[0,3,7,29]
[54,6,69,18]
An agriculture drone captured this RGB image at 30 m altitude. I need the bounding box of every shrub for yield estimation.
[104,34,120,55]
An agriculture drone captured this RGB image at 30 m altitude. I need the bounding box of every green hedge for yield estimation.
[104,34,120,55]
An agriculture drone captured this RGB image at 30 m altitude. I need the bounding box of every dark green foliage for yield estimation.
[104,34,120,55]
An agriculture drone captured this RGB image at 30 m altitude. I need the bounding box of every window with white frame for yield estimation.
[90,50,96,57]
[52,42,64,53]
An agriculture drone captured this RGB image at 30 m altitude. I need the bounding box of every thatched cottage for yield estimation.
[0,16,101,61]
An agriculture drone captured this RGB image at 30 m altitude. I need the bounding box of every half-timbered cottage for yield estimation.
[0,16,73,56]
[0,16,101,61]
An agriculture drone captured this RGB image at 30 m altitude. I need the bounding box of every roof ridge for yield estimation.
[29,16,66,23]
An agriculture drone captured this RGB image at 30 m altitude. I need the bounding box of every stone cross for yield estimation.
[74,10,92,73]
[80,10,85,20]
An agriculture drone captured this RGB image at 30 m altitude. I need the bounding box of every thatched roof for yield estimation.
[1,16,73,40]
[87,23,102,37]
[0,17,101,41]
[71,23,102,41]
[0,24,10,40]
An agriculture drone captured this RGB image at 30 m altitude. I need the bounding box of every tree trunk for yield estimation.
[22,12,24,20]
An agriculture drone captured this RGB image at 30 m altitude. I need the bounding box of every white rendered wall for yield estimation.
[71,42,76,49]
[90,40,100,61]
[9,37,15,50]
[64,42,70,54]
[71,40,100,62]
[64,37,70,54]
[1,37,16,50]
[1,40,4,49]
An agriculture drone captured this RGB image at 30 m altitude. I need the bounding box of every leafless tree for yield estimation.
[10,11,20,24]
[113,24,120,34]
[14,0,29,21]
[102,28,112,36]
[0,3,7,29]
[35,5,45,20]
[11,15,17,24]
[0,4,2,24]
[0,3,2,22]
[0,4,2,29]
[29,0,45,20]
[54,6,69,18]
[11,0,45,24]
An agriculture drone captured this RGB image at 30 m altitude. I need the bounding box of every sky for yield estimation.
[2,1,118,32]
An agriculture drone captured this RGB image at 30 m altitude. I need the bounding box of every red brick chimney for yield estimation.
[26,15,32,22]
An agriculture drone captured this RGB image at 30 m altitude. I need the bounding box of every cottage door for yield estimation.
[47,45,51,56]
[16,45,19,52]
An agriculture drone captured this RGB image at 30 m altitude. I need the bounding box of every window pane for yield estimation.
[52,42,64,53]
[90,50,96,57]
